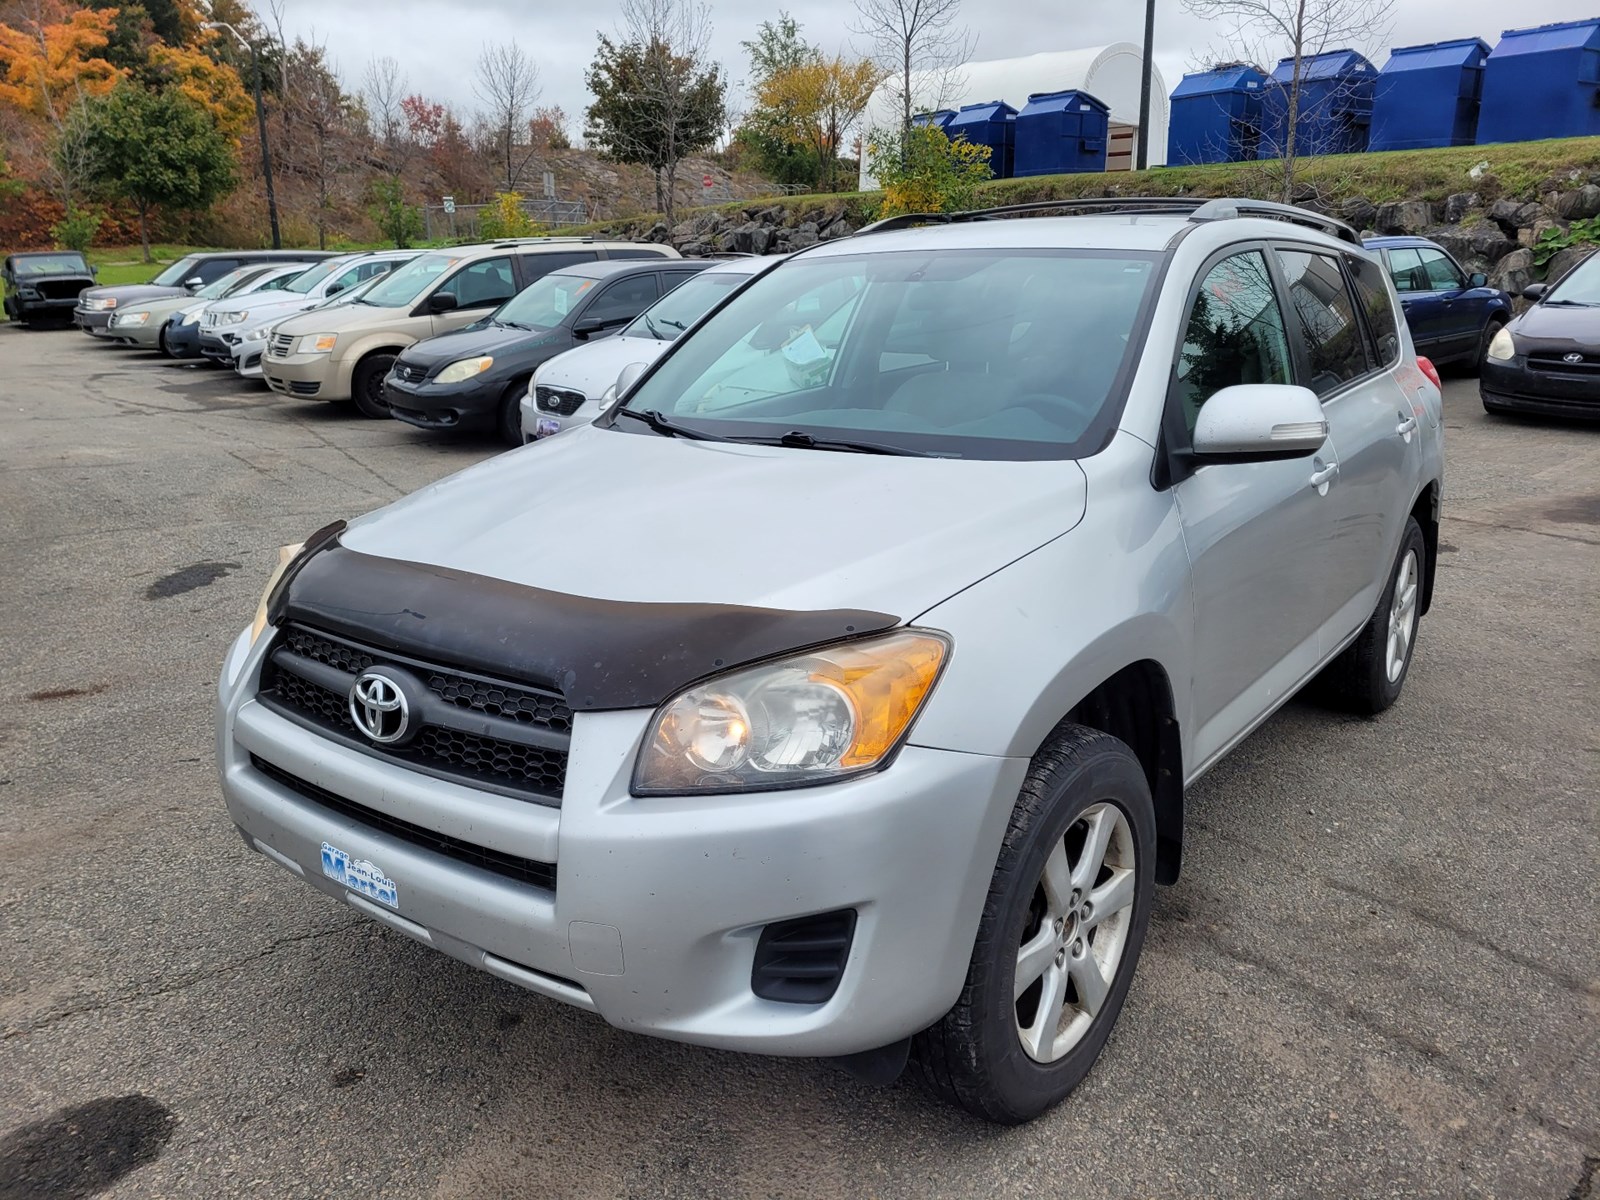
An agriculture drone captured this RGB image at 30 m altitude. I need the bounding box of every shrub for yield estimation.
[368,177,423,248]
[51,205,103,252]
[867,125,992,218]
[1533,216,1600,268]
[478,191,540,239]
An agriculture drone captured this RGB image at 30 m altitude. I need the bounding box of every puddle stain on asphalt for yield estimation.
[0,1094,175,1200]
[26,684,108,702]
[145,561,240,600]
[1543,494,1600,527]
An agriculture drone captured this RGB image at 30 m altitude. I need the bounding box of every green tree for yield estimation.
[83,83,237,261]
[736,11,824,189]
[584,0,726,227]
[367,177,422,248]
[867,123,990,217]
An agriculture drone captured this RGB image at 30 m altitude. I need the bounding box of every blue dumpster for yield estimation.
[1370,39,1489,150]
[1257,49,1377,158]
[911,109,956,132]
[1478,19,1600,143]
[1013,90,1110,177]
[947,100,1017,178]
[1168,63,1266,164]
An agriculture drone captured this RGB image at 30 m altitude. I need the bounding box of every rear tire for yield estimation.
[910,725,1155,1124]
[1315,516,1425,715]
[352,353,397,419]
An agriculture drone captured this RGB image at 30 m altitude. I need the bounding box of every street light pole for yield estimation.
[1136,0,1157,171]
[203,20,280,249]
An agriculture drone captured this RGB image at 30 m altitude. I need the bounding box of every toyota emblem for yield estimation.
[349,671,409,743]
[1564,352,1585,365]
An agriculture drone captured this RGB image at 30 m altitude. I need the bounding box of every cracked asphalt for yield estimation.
[1,327,1596,1200]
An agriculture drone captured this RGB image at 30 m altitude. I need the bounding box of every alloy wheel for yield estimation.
[1014,802,1137,1063]
[1386,549,1420,683]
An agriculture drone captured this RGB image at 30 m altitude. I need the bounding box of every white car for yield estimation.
[199,250,418,376]
[521,256,776,441]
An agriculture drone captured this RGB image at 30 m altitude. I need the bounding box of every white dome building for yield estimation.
[858,43,1169,188]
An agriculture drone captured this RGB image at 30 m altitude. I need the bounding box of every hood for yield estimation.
[341,423,1088,616]
[1511,303,1600,349]
[535,335,669,400]
[206,291,307,318]
[273,301,411,336]
[119,293,198,319]
[80,283,186,305]
[398,322,561,369]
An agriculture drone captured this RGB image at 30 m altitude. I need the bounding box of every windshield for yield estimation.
[491,272,597,330]
[623,271,749,340]
[358,252,461,307]
[1543,250,1600,305]
[283,258,350,295]
[198,269,256,299]
[615,249,1159,460]
[314,274,381,309]
[151,255,203,287]
[15,253,88,276]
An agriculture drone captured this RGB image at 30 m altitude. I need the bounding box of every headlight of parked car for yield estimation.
[115,311,151,326]
[181,310,203,326]
[1486,327,1516,362]
[88,297,117,310]
[297,334,337,354]
[435,356,495,384]
[632,630,950,795]
[220,311,248,325]
[16,287,39,299]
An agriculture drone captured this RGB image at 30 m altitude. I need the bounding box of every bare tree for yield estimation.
[850,0,975,134]
[284,39,355,249]
[362,54,409,172]
[473,42,541,192]
[1182,0,1394,200]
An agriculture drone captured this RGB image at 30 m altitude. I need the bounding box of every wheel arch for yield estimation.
[1410,480,1440,615]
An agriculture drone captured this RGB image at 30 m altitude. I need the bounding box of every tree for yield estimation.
[282,40,354,250]
[736,12,824,188]
[147,41,252,140]
[1181,0,1394,200]
[741,12,817,81]
[362,53,409,172]
[585,0,725,227]
[755,55,882,192]
[82,82,236,260]
[473,41,540,191]
[367,176,420,247]
[0,3,122,122]
[867,122,990,216]
[850,0,973,134]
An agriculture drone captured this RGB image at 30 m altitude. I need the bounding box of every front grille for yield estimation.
[751,910,857,1004]
[288,380,320,396]
[36,279,85,300]
[269,332,294,357]
[250,755,557,892]
[536,385,587,416]
[203,310,221,327]
[394,362,429,385]
[259,623,572,803]
[1528,352,1600,375]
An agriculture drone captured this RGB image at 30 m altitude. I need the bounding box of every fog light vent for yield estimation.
[751,909,856,1004]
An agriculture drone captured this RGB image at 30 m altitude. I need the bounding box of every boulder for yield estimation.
[1520,218,1562,248]
[1339,197,1377,232]
[1463,220,1520,263]
[1555,184,1600,220]
[1543,244,1596,284]
[819,220,856,241]
[1488,248,1535,297]
[646,222,670,244]
[1443,192,1479,224]
[1425,227,1474,263]
[1486,197,1525,231]
[1514,202,1548,229]
[748,224,773,256]
[730,221,762,253]
[788,227,820,249]
[1374,200,1434,235]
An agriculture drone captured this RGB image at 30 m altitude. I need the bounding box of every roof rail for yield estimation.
[489,236,596,247]
[853,195,1359,245]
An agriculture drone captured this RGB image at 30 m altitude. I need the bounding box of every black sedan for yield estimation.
[1481,249,1600,419]
[386,259,711,442]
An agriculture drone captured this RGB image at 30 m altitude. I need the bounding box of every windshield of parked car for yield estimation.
[313,274,383,309]
[614,249,1160,460]
[281,258,352,295]
[623,271,750,341]
[356,253,460,307]
[1542,250,1600,305]
[151,256,203,287]
[198,269,258,299]
[14,253,88,277]
[489,272,597,330]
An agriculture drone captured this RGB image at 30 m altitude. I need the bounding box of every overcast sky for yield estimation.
[278,0,1596,139]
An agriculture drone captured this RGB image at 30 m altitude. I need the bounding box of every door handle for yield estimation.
[1309,460,1339,491]
[1395,412,1418,437]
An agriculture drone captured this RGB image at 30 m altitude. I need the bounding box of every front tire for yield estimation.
[910,725,1156,1124]
[498,382,527,446]
[1316,516,1425,715]
[1469,316,1508,378]
[158,322,172,357]
[352,353,397,419]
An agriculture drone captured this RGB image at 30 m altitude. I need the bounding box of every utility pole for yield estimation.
[203,20,282,248]
[1136,0,1156,171]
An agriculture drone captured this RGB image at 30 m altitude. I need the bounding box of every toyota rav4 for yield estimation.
[217,198,1444,1124]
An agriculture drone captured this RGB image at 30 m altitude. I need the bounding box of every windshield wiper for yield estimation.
[613,408,735,441]
[741,429,950,458]
[498,319,532,330]
[1541,298,1598,307]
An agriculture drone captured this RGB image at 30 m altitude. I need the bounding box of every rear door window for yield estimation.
[1174,250,1294,433]
[1276,249,1373,396]
[1347,255,1402,367]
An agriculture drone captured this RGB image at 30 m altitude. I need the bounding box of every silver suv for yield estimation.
[217,199,1443,1123]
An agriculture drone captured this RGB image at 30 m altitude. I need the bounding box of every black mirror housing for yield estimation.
[1521,283,1547,302]
[428,292,459,313]
[1467,272,1488,289]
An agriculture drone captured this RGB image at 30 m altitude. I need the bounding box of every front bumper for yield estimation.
[1481,357,1600,419]
[263,351,344,400]
[74,307,114,334]
[109,317,163,348]
[217,627,1021,1056]
[12,296,79,320]
[165,320,204,358]
[386,371,504,432]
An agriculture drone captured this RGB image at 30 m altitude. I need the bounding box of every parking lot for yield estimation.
[0,324,1595,1199]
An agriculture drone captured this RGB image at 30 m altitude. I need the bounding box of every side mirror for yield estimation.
[1467,272,1488,289]
[326,281,345,296]
[1192,384,1328,460]
[615,361,649,397]
[573,316,608,339]
[427,291,459,314]
[184,276,204,290]
[1521,283,1546,302]
[90,265,98,277]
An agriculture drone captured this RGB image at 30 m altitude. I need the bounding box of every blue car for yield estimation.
[1363,236,1513,370]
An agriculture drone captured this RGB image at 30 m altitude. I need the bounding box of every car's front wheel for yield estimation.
[352,354,397,419]
[1469,316,1508,378]
[498,382,528,446]
[910,724,1155,1124]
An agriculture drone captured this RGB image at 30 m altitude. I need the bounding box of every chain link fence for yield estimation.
[422,198,590,242]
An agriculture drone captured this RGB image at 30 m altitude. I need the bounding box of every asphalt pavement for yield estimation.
[0,327,1595,1200]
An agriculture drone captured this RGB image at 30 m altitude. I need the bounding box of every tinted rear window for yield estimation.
[1348,255,1401,367]
[1277,249,1371,396]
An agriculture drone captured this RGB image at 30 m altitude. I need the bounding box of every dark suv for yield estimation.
[74,250,335,337]
[3,251,97,326]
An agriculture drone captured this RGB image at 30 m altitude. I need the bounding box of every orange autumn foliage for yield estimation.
[0,2,122,122]
[148,41,251,140]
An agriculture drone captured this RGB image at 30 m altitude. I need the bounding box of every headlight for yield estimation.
[249,542,305,648]
[89,297,117,310]
[181,310,203,325]
[435,356,495,384]
[221,311,248,324]
[1486,326,1516,362]
[297,334,337,354]
[116,311,151,326]
[17,287,39,299]
[632,630,949,795]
